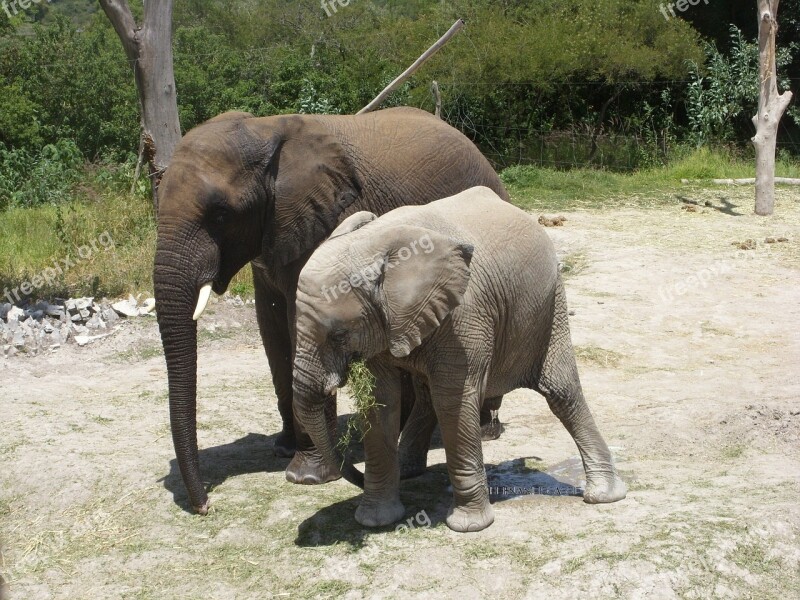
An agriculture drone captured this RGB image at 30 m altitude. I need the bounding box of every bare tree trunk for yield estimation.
[99,0,181,213]
[752,0,793,216]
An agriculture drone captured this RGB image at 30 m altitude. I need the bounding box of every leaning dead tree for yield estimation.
[99,0,181,212]
[359,19,464,115]
[752,0,793,216]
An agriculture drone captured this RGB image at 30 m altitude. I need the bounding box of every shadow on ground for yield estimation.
[294,454,585,547]
[294,469,452,548]
[677,194,744,216]
[161,413,373,513]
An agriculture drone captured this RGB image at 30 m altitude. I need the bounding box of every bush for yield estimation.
[0,139,84,210]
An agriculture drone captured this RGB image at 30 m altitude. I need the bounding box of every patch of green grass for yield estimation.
[501,146,800,212]
[114,342,163,362]
[730,542,776,575]
[463,542,502,561]
[307,579,352,597]
[574,345,625,368]
[229,272,254,299]
[0,191,156,299]
[721,444,745,459]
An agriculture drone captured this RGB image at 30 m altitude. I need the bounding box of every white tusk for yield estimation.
[193,283,213,321]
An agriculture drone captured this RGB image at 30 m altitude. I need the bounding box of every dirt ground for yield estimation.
[1,187,799,599]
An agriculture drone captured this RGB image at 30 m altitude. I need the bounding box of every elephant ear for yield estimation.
[364,226,474,358]
[249,116,362,265]
[329,211,377,240]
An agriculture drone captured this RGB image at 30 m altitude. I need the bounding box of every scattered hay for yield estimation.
[574,345,625,368]
[559,252,589,277]
[765,237,789,243]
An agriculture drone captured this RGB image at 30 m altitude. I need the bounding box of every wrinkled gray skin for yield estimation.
[293,187,627,533]
[153,108,509,514]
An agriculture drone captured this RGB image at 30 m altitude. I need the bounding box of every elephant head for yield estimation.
[292,211,474,483]
[154,112,361,513]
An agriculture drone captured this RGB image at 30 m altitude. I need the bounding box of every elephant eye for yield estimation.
[211,206,227,225]
[329,330,348,346]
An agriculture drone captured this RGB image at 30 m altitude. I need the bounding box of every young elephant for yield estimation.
[292,186,627,532]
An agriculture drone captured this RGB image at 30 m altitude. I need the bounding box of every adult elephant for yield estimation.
[154,107,509,514]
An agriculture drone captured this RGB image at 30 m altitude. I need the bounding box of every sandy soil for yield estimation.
[1,187,799,599]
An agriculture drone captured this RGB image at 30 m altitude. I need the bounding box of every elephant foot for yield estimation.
[480,409,504,441]
[355,498,405,528]
[273,429,296,458]
[445,501,494,533]
[583,472,627,504]
[285,451,341,485]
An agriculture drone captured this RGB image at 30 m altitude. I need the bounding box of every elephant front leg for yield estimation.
[355,363,405,527]
[252,263,340,484]
[252,265,296,458]
[399,378,436,479]
[432,384,494,533]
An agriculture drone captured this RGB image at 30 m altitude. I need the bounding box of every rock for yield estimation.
[86,314,106,330]
[43,321,54,334]
[45,304,65,318]
[112,297,140,318]
[75,332,112,347]
[79,308,91,319]
[101,308,119,325]
[3,345,16,358]
[49,329,63,348]
[74,297,94,311]
[7,306,24,322]
[65,299,77,312]
[71,313,82,322]
[26,309,45,322]
[0,303,11,320]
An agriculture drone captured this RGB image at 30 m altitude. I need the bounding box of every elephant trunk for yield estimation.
[294,360,364,489]
[154,222,218,514]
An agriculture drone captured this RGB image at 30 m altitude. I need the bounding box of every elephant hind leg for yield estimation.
[532,278,626,504]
